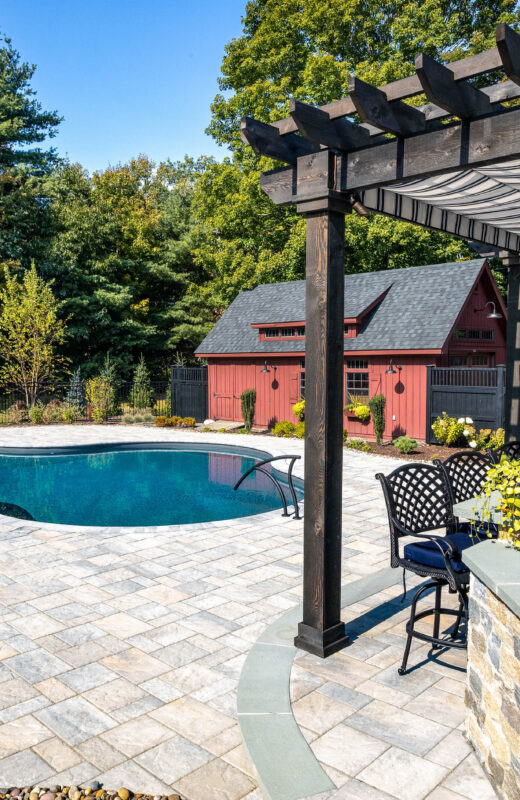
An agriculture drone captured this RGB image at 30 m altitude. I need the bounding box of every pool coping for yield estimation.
[237,566,402,800]
[0,440,303,532]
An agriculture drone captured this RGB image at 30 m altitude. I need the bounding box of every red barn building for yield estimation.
[195,259,506,441]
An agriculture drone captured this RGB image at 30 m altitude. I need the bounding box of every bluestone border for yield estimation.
[464,538,520,618]
[237,566,401,800]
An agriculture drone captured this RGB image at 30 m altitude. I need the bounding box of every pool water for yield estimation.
[0,448,301,527]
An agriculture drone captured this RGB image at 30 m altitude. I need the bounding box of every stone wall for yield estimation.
[466,575,520,800]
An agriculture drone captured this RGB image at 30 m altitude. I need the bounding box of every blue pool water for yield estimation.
[0,447,301,526]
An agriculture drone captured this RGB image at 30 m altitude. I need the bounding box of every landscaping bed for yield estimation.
[0,787,183,800]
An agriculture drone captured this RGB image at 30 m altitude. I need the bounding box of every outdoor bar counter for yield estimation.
[464,540,520,800]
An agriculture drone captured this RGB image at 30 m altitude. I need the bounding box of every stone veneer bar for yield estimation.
[464,539,520,800]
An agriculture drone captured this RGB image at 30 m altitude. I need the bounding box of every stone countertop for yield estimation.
[464,539,520,618]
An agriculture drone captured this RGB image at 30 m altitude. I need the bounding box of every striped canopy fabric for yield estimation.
[362,158,520,252]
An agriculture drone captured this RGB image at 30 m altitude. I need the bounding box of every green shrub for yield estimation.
[42,400,63,424]
[182,416,196,427]
[86,377,115,423]
[133,414,143,423]
[29,403,44,424]
[273,420,296,437]
[170,415,182,427]
[368,393,386,445]
[431,412,465,446]
[123,415,134,424]
[217,427,227,433]
[6,402,26,424]
[295,421,305,438]
[237,428,250,434]
[343,429,349,443]
[463,424,505,451]
[65,367,85,413]
[292,399,305,421]
[61,405,77,424]
[154,415,169,427]
[393,435,418,454]
[241,388,256,431]
[129,355,153,409]
[345,439,372,452]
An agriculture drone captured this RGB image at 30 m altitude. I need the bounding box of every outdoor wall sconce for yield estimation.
[474,301,503,319]
[386,359,402,375]
[261,360,277,373]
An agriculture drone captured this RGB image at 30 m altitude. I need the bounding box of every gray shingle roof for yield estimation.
[195,259,486,355]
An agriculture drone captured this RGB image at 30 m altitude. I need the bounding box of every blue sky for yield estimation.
[1,0,246,173]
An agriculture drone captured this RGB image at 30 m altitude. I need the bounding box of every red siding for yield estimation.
[207,354,434,441]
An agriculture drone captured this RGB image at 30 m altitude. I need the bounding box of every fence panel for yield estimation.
[171,367,208,421]
[426,366,505,443]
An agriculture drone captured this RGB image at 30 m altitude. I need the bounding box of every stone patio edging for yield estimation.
[237,567,401,800]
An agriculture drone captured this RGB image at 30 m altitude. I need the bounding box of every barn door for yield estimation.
[213,364,238,420]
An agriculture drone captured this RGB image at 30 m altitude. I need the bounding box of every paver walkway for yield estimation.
[0,426,496,800]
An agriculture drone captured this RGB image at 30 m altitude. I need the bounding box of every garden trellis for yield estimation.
[241,23,520,659]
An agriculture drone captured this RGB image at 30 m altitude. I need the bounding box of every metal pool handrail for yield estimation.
[233,455,302,519]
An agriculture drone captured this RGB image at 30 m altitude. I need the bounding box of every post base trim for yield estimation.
[294,620,349,658]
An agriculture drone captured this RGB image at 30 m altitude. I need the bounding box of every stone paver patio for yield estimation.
[0,426,497,800]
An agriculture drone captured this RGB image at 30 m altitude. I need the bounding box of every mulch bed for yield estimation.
[361,442,458,461]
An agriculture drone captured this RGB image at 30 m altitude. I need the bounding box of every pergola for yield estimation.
[242,23,520,659]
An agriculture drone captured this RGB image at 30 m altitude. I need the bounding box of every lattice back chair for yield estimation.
[488,441,520,463]
[376,462,484,675]
[433,451,498,536]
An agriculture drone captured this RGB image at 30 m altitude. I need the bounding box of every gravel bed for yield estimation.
[0,787,183,800]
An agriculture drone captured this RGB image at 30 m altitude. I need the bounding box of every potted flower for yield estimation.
[345,399,371,423]
[481,456,520,549]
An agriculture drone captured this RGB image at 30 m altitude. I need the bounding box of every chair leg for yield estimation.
[432,584,442,649]
[398,581,434,676]
[451,598,464,639]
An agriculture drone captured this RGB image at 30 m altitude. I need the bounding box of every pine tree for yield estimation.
[129,355,153,409]
[65,367,85,412]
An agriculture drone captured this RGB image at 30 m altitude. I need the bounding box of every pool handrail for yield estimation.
[233,455,302,519]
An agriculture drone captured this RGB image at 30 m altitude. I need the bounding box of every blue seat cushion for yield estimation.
[403,530,489,573]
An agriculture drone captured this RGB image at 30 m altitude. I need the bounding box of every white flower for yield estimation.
[469,440,477,448]
[466,417,473,424]
[463,429,469,437]
[457,417,465,423]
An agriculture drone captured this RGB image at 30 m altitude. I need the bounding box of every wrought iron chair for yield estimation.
[376,462,488,675]
[433,451,498,536]
[488,441,520,463]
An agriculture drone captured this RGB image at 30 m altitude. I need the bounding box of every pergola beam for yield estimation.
[289,99,374,150]
[415,52,499,119]
[497,23,520,85]
[240,117,318,165]
[273,46,505,135]
[348,77,431,136]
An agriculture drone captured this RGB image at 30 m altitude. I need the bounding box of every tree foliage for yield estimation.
[0,33,61,268]
[0,264,66,406]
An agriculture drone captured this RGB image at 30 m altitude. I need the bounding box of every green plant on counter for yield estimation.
[292,399,305,421]
[368,393,386,445]
[481,456,520,549]
[431,412,465,446]
[393,435,418,454]
[273,420,296,437]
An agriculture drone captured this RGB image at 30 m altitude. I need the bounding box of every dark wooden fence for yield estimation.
[426,365,506,443]
[171,366,208,422]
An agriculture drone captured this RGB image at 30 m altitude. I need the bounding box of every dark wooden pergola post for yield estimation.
[292,153,350,657]
[503,253,520,441]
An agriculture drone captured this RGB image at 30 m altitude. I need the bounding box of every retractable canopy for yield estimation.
[242,23,520,253]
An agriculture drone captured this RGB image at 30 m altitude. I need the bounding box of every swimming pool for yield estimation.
[0,443,303,527]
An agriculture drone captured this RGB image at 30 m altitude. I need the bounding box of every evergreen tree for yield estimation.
[129,354,153,409]
[0,33,61,268]
[65,367,85,412]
